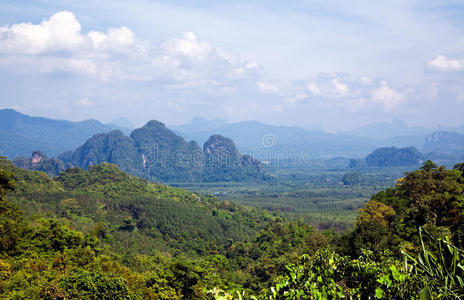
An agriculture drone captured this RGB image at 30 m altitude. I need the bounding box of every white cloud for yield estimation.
[0,11,139,55]
[0,11,84,54]
[370,81,406,110]
[257,81,279,93]
[307,76,348,98]
[0,11,260,87]
[286,92,309,104]
[427,55,464,72]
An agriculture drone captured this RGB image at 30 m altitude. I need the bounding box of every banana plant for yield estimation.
[402,227,464,299]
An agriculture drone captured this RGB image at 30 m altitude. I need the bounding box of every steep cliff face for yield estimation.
[130,121,204,182]
[58,130,144,178]
[203,135,267,182]
[204,135,241,166]
[13,151,66,177]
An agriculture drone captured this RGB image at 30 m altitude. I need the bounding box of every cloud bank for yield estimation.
[0,9,462,131]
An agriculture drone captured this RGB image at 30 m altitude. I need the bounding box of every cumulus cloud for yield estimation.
[0,11,259,86]
[370,81,406,110]
[0,11,84,54]
[427,55,464,72]
[307,76,348,98]
[292,73,408,111]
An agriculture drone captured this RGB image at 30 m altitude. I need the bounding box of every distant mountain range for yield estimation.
[0,109,131,158]
[3,110,464,172]
[170,118,464,160]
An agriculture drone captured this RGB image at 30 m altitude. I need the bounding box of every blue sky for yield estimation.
[0,0,463,131]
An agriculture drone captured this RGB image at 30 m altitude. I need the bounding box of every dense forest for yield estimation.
[1,157,464,298]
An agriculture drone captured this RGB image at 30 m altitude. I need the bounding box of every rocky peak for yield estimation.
[203,135,241,165]
[31,151,47,166]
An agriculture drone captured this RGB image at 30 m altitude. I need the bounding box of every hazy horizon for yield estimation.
[1,1,463,131]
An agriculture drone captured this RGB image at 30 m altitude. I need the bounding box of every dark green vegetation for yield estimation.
[19,120,270,183]
[364,146,423,168]
[0,109,121,158]
[2,156,464,298]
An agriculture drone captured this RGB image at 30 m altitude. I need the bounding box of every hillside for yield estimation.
[3,158,269,256]
[2,157,464,298]
[56,121,270,183]
[0,109,118,158]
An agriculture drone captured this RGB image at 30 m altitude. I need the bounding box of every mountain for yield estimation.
[423,131,464,154]
[108,117,134,130]
[421,131,464,167]
[348,120,432,139]
[170,116,227,134]
[58,120,269,183]
[0,109,114,158]
[365,146,423,167]
[171,120,380,160]
[349,146,424,169]
[203,135,267,181]
[171,120,441,161]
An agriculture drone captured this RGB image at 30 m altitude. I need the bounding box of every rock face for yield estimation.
[365,147,423,167]
[423,131,464,154]
[56,121,268,183]
[204,135,241,166]
[58,130,144,178]
[203,135,266,182]
[13,151,66,177]
[130,121,204,182]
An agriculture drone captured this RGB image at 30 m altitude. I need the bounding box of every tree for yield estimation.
[342,172,363,185]
[0,157,15,201]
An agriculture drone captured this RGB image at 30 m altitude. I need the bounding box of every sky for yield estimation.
[0,0,463,132]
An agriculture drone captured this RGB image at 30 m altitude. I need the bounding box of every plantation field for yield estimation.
[173,164,414,230]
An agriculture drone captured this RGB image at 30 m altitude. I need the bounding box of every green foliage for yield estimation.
[341,171,364,185]
[59,270,131,299]
[7,160,271,257]
[341,160,464,257]
[268,249,421,299]
[3,157,464,298]
[403,228,464,298]
[0,157,16,200]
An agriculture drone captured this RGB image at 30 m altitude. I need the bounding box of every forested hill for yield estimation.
[55,120,270,183]
[2,157,464,298]
[0,109,118,158]
[349,146,424,168]
[3,158,270,256]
